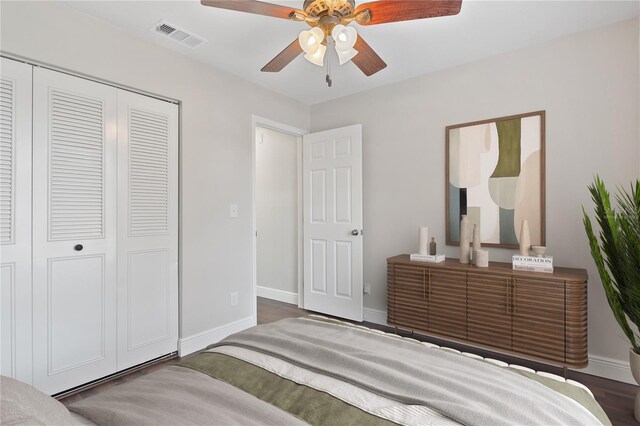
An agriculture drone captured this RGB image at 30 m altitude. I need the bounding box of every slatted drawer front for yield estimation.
[0,78,15,244]
[49,89,105,241]
[128,108,169,236]
[429,269,467,339]
[386,265,396,324]
[512,277,566,363]
[390,264,428,332]
[467,271,512,351]
[565,280,588,367]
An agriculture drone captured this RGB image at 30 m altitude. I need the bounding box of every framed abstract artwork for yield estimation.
[445,111,545,249]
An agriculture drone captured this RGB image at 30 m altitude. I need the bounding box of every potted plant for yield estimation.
[583,176,640,420]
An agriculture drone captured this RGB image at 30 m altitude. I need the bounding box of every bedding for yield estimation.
[0,375,81,425]
[200,316,610,426]
[3,315,610,425]
[67,365,305,426]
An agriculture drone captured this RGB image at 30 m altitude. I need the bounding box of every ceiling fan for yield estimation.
[201,0,462,82]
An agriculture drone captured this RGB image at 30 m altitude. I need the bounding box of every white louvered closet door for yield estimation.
[116,90,178,371]
[32,68,118,395]
[0,58,33,383]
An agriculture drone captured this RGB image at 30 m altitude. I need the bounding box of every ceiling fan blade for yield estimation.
[261,39,304,72]
[355,0,462,26]
[201,0,304,20]
[352,35,387,76]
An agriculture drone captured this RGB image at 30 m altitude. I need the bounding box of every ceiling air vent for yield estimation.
[152,21,206,49]
[156,23,176,35]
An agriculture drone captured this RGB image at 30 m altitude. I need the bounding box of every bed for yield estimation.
[1,316,610,425]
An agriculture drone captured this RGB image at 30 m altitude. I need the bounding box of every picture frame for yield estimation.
[445,111,546,249]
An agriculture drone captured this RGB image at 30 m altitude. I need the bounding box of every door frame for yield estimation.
[251,116,308,320]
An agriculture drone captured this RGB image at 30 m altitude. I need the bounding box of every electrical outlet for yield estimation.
[230,292,238,307]
[364,283,371,295]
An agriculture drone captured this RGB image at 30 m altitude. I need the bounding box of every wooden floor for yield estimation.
[63,297,639,425]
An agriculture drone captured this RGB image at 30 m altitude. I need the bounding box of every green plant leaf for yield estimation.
[583,176,640,351]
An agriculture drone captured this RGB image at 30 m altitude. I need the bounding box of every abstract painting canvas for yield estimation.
[445,111,545,249]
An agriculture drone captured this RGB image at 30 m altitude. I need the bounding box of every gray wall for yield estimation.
[311,18,639,379]
[0,1,310,339]
[256,127,299,296]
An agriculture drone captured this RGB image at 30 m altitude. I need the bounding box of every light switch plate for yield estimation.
[229,203,238,218]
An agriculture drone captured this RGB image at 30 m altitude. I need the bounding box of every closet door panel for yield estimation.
[48,256,106,372]
[32,68,117,395]
[126,249,170,348]
[116,90,178,371]
[0,58,32,383]
[0,264,15,377]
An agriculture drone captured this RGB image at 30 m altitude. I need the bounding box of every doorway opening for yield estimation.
[251,117,306,322]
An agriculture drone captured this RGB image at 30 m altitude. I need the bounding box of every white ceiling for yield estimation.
[62,0,639,105]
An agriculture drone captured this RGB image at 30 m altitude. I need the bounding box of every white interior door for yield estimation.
[0,58,33,383]
[303,124,363,321]
[32,68,118,395]
[116,90,178,371]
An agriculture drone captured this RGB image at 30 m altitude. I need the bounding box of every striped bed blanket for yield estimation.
[69,316,610,425]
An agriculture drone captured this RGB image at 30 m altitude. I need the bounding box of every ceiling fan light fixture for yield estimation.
[332,24,357,50]
[299,27,325,54]
[304,43,327,66]
[336,47,358,65]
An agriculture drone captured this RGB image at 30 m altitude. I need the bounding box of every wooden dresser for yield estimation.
[387,254,588,367]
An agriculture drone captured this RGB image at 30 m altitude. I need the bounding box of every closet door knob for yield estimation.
[351,229,359,236]
[74,244,84,251]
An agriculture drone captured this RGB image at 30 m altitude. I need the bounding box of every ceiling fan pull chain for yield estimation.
[326,39,333,87]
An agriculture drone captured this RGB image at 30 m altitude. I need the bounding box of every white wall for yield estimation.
[256,127,299,299]
[311,18,639,382]
[0,1,309,345]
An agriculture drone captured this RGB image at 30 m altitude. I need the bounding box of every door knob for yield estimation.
[351,229,359,236]
[74,244,83,251]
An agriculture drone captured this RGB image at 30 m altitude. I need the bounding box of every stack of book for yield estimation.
[512,255,554,273]
[410,253,445,263]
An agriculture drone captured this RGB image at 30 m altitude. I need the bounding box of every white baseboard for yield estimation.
[578,354,634,385]
[178,316,256,357]
[359,307,634,384]
[363,307,388,326]
[257,286,298,305]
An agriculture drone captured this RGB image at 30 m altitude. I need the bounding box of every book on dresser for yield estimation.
[512,255,554,273]
[410,253,446,263]
[386,254,588,368]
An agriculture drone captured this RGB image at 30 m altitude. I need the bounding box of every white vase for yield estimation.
[459,215,470,264]
[630,348,640,422]
[519,219,531,256]
[472,224,481,264]
[419,226,429,255]
[475,249,489,267]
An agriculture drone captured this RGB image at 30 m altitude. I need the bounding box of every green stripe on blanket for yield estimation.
[179,353,397,426]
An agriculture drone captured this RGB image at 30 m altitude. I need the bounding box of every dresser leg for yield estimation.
[563,366,568,379]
